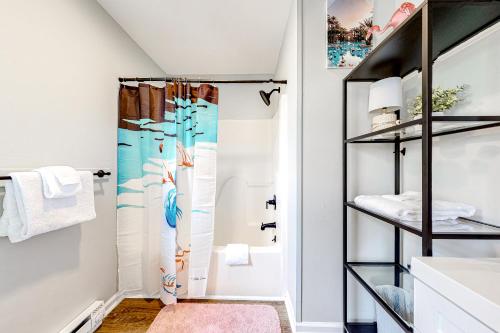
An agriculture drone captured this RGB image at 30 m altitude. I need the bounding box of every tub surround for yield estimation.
[412,257,500,331]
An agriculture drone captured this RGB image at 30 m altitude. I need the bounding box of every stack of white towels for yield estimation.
[0,166,96,243]
[354,191,476,222]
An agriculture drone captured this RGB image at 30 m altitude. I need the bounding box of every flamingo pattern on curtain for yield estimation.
[117,82,218,304]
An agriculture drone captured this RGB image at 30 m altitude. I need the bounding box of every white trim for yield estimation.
[295,321,343,333]
[181,295,285,302]
[297,0,304,322]
[104,291,124,317]
[284,291,297,333]
[103,290,160,317]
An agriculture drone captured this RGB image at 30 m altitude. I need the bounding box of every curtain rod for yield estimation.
[0,170,111,181]
[118,77,287,84]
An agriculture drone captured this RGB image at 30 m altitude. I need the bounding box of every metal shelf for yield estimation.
[345,0,500,81]
[345,322,377,333]
[346,116,500,144]
[346,201,500,239]
[342,1,500,331]
[346,262,414,333]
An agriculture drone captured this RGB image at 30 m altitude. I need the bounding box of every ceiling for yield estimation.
[98,0,292,75]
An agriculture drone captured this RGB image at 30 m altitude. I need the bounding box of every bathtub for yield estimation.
[206,244,282,298]
[207,183,283,298]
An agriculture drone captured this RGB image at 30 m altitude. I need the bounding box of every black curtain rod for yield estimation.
[0,170,111,181]
[118,77,287,84]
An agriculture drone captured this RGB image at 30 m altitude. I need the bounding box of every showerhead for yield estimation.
[259,87,280,106]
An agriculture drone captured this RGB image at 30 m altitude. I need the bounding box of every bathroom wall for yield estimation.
[274,0,301,322]
[299,0,397,324]
[0,1,163,332]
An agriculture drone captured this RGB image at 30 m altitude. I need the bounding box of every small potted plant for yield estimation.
[408,85,465,119]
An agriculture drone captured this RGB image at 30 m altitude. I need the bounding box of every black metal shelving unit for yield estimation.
[342,1,500,332]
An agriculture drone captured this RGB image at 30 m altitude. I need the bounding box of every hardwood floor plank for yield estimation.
[96,298,292,333]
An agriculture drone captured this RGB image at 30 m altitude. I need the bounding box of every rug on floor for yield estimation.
[146,303,281,333]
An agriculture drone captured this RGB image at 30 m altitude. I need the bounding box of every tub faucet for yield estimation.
[261,222,276,230]
[266,195,277,210]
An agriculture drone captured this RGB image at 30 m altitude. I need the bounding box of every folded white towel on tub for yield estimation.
[34,166,82,199]
[0,171,96,243]
[225,244,249,266]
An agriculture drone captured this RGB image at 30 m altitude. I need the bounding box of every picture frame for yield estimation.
[326,0,374,69]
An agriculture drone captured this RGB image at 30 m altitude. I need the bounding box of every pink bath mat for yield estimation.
[147,303,281,333]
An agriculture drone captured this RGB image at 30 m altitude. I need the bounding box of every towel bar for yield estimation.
[0,169,111,181]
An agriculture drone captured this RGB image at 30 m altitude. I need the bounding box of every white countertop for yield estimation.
[411,257,500,332]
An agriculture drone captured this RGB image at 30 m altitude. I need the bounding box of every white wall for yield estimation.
[217,82,279,120]
[301,0,351,322]
[274,0,301,322]
[0,1,163,332]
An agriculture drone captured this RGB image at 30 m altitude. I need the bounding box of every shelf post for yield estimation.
[395,118,401,285]
[421,3,433,256]
[342,78,348,324]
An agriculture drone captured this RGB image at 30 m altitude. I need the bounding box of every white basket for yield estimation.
[374,285,413,333]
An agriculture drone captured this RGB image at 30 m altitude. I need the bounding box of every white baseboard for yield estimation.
[284,291,297,333]
[190,295,284,302]
[295,321,343,333]
[104,291,124,317]
[103,290,159,317]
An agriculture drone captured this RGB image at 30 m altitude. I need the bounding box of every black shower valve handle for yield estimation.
[261,222,277,230]
[266,195,277,210]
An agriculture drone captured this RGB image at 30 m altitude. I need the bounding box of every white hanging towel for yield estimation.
[224,244,249,266]
[0,171,96,243]
[34,166,82,198]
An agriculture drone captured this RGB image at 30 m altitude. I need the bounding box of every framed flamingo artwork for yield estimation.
[326,1,417,69]
[326,0,374,68]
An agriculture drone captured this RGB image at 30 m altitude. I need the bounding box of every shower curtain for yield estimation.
[117,82,218,304]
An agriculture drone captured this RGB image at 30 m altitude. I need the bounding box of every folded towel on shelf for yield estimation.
[382,191,476,219]
[354,191,476,222]
[402,219,475,232]
[224,244,249,266]
[354,195,420,221]
[34,166,82,199]
[0,171,96,243]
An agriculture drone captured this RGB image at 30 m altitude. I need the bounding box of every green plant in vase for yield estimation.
[408,85,465,119]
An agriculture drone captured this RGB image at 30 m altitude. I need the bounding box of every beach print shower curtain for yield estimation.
[117,82,218,304]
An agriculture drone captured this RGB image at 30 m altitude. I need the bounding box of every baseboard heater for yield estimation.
[59,301,105,333]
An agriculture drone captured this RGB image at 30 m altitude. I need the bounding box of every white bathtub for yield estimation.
[206,245,282,298]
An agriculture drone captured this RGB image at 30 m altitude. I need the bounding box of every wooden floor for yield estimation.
[96,298,292,333]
